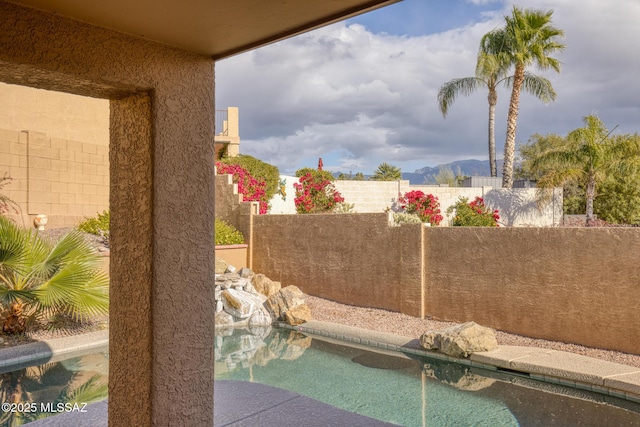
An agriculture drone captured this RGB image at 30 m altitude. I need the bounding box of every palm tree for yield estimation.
[370,162,401,181]
[438,30,556,177]
[0,215,109,334]
[532,115,640,225]
[500,6,565,188]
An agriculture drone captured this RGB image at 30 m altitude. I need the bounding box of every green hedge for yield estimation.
[215,218,244,245]
[218,155,280,202]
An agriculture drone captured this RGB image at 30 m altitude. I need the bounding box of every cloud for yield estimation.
[216,0,640,174]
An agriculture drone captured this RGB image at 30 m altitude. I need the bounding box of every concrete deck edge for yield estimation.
[0,329,109,372]
[283,321,640,404]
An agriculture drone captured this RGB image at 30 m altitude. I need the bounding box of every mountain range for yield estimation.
[403,159,504,184]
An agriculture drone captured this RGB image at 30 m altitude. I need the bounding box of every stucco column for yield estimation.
[109,70,216,427]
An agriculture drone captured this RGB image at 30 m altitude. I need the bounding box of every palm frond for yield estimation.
[437,77,482,117]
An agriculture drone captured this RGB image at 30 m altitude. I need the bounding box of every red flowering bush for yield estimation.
[446,196,500,226]
[215,162,268,214]
[294,171,344,214]
[399,190,443,225]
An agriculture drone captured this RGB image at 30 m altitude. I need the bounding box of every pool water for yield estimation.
[0,347,108,427]
[215,327,640,427]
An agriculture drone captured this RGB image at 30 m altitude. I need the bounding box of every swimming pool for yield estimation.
[215,326,640,426]
[0,346,108,427]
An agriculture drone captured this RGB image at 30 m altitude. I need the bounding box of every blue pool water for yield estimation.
[0,347,108,427]
[215,327,640,427]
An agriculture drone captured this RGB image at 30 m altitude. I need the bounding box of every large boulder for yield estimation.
[252,274,282,298]
[215,257,228,274]
[420,322,498,358]
[221,288,266,320]
[265,285,311,325]
[283,304,312,326]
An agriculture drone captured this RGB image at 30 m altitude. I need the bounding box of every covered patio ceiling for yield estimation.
[7,0,401,59]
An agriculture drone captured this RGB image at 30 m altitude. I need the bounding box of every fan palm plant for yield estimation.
[0,215,109,334]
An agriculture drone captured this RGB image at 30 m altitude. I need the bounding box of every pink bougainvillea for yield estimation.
[293,172,344,214]
[215,162,268,214]
[399,190,443,226]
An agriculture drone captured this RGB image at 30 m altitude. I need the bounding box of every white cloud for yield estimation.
[216,0,640,175]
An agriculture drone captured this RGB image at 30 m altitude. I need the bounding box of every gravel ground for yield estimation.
[306,295,640,368]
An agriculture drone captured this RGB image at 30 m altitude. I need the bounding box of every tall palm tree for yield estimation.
[532,115,640,225]
[370,162,402,181]
[438,29,556,177]
[500,6,565,188]
[0,215,109,334]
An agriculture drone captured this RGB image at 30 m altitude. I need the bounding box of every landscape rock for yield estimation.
[215,257,228,274]
[420,322,498,358]
[264,285,312,326]
[252,274,281,298]
[248,307,273,327]
[238,267,254,279]
[221,288,265,320]
[265,285,306,320]
[225,264,237,274]
[215,310,235,328]
[283,303,312,326]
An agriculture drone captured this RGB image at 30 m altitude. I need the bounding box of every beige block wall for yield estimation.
[251,213,425,317]
[424,227,640,355]
[0,82,109,146]
[0,128,109,227]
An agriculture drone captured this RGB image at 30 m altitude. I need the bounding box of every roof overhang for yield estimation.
[6,0,401,59]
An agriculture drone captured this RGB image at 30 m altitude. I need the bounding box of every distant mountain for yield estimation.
[403,159,504,184]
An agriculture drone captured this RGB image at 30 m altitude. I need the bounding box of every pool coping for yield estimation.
[2,322,639,406]
[0,329,108,373]
[284,320,640,405]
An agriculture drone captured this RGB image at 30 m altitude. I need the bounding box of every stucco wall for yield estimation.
[246,200,640,353]
[424,227,640,354]
[252,213,425,317]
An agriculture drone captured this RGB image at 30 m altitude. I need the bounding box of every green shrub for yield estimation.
[218,155,280,203]
[393,212,422,225]
[215,218,245,245]
[446,197,500,226]
[77,210,110,239]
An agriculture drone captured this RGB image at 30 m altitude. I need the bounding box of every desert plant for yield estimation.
[446,196,500,226]
[334,202,355,214]
[0,215,109,334]
[77,210,110,242]
[215,218,244,245]
[398,190,443,225]
[0,173,18,215]
[293,169,344,214]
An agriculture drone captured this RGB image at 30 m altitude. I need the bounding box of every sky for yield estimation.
[216,0,640,176]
